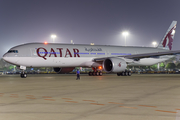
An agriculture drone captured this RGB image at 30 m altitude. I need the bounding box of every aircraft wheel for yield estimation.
[99,72,102,76]
[125,72,128,76]
[24,74,27,78]
[128,71,131,76]
[121,72,125,76]
[89,72,92,76]
[20,74,23,78]
[117,73,121,76]
[93,72,96,76]
[20,73,27,78]
[96,72,99,76]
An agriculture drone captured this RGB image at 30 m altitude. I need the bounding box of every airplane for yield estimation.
[2,21,179,78]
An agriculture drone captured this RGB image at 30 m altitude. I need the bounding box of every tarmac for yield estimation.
[0,74,180,120]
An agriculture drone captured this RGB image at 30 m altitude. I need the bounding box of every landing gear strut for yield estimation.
[20,66,27,78]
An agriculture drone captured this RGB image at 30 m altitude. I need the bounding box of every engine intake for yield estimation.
[103,58,127,72]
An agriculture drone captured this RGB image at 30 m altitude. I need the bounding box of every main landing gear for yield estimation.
[117,71,131,76]
[88,71,102,76]
[88,67,102,76]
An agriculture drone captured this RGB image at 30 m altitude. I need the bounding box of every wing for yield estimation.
[123,50,180,60]
[93,50,180,62]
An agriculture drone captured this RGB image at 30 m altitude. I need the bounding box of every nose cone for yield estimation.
[2,53,14,64]
[3,53,7,57]
[2,53,8,62]
[3,53,18,65]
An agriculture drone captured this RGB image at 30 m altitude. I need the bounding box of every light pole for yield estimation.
[122,31,129,46]
[152,41,157,47]
[51,34,57,43]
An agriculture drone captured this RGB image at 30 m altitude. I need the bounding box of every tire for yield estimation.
[117,73,121,76]
[99,72,102,76]
[20,73,27,78]
[20,74,23,78]
[125,72,128,76]
[89,72,92,76]
[96,72,99,76]
[24,74,27,78]
[121,72,125,76]
[128,71,131,76]
[93,72,96,76]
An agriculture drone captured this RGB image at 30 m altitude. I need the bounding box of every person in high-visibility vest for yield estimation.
[76,69,80,80]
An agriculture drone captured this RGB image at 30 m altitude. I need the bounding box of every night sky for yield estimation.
[0,0,180,58]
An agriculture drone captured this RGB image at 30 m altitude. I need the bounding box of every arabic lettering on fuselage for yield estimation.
[36,47,80,60]
[85,47,102,52]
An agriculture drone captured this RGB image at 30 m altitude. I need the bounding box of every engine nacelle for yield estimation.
[53,67,75,73]
[103,58,127,72]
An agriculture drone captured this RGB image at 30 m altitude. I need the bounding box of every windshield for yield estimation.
[7,50,18,53]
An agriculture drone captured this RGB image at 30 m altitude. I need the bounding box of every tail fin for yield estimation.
[157,21,177,50]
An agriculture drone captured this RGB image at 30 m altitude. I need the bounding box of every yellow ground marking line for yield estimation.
[108,102,124,104]
[26,95,34,97]
[66,101,78,103]
[119,106,137,109]
[26,95,36,99]
[26,97,36,99]
[0,93,4,96]
[10,94,19,98]
[62,98,72,100]
[44,99,55,101]
[83,100,96,102]
[42,96,52,98]
[138,105,157,108]
[10,96,19,98]
[90,103,105,106]
[155,110,177,113]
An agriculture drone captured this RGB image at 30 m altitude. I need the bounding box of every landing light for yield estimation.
[99,66,102,70]
[44,41,48,45]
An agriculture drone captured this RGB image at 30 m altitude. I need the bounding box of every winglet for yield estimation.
[158,21,177,50]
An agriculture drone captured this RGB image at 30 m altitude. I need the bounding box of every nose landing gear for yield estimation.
[20,71,27,78]
[20,66,27,78]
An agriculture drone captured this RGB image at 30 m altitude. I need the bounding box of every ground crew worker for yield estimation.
[76,69,80,80]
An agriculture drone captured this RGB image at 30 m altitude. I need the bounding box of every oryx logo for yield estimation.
[118,62,121,67]
[162,26,176,50]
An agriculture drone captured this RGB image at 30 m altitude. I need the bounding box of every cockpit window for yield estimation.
[7,50,18,53]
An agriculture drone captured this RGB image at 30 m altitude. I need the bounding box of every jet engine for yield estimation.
[103,58,127,72]
[53,67,75,73]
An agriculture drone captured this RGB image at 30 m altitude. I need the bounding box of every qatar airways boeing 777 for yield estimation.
[2,21,179,78]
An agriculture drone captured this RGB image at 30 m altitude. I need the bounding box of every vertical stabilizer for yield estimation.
[158,21,177,50]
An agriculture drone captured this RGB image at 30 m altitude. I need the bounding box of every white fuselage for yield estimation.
[3,43,174,68]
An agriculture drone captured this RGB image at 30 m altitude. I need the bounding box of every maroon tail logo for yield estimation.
[162,26,176,50]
